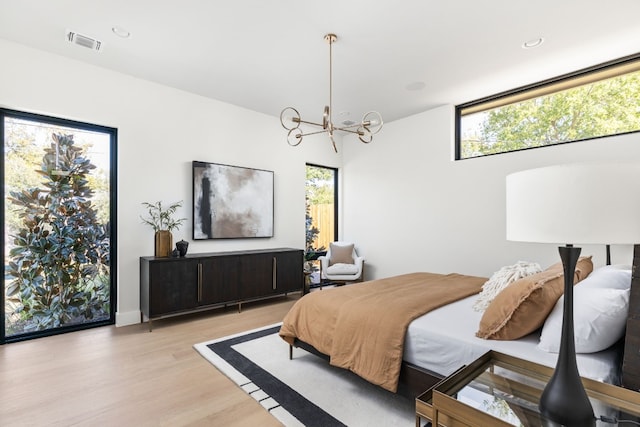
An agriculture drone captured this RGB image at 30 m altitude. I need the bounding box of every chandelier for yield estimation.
[280,33,383,153]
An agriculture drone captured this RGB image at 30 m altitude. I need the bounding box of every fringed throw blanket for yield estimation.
[279,272,486,392]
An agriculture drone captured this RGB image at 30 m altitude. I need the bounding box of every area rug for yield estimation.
[193,323,418,427]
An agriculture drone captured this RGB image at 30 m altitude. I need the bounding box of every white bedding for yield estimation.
[403,294,621,384]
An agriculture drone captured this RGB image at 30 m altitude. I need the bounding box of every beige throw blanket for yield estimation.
[279,272,486,392]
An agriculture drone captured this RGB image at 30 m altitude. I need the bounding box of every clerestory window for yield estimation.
[456,53,640,160]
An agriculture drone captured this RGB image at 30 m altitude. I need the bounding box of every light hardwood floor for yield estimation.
[0,296,300,426]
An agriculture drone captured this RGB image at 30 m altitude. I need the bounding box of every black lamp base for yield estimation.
[539,245,594,426]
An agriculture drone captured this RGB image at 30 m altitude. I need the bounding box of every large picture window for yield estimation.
[456,53,640,159]
[1,109,117,343]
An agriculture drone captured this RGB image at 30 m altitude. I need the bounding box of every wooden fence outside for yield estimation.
[309,203,334,250]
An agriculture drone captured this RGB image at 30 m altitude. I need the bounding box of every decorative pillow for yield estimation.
[576,264,631,290]
[538,287,629,353]
[329,243,354,266]
[476,256,593,340]
[473,261,542,312]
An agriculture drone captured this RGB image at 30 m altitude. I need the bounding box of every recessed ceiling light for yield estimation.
[522,37,544,49]
[405,81,426,91]
[112,26,131,38]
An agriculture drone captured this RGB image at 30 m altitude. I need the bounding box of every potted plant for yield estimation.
[141,200,187,257]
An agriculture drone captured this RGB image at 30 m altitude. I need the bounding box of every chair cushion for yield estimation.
[329,243,354,266]
[326,263,359,275]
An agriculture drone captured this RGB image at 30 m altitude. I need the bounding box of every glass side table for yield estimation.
[416,350,640,427]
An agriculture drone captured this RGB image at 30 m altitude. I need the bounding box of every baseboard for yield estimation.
[115,309,140,327]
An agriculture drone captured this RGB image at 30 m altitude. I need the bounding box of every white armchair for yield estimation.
[318,241,365,284]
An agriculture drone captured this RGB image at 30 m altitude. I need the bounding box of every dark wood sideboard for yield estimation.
[140,247,303,330]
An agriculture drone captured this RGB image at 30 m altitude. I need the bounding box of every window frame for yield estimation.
[455,52,640,160]
[1,108,118,344]
[305,163,338,247]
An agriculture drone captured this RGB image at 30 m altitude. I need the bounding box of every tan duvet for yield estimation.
[279,272,486,392]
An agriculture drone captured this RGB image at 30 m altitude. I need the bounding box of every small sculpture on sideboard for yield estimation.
[176,240,189,257]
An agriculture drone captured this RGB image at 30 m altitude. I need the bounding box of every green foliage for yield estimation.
[5,133,110,332]
[305,165,334,257]
[87,168,111,224]
[3,123,46,233]
[305,200,324,258]
[140,200,186,232]
[305,165,334,205]
[460,71,640,158]
[4,119,111,231]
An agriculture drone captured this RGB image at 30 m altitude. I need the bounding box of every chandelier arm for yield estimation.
[334,126,360,131]
[299,129,332,137]
[286,128,303,146]
[329,132,338,153]
[296,118,325,127]
[362,111,384,134]
[334,123,364,131]
[280,107,301,131]
[334,128,363,135]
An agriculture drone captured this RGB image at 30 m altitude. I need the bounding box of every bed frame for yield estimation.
[289,246,640,398]
[289,338,443,398]
[621,245,640,390]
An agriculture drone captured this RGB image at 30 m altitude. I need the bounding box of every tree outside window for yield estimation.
[458,61,640,159]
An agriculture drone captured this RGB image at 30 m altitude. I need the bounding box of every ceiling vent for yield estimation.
[66,30,102,52]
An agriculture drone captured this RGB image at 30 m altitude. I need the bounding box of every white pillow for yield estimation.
[576,264,631,290]
[538,287,629,353]
[472,261,542,312]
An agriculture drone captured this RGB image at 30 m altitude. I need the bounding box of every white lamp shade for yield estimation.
[506,163,640,244]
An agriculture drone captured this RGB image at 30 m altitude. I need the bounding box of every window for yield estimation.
[2,109,117,343]
[305,164,337,255]
[456,53,640,159]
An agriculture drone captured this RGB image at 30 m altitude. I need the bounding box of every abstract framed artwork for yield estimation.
[192,161,274,239]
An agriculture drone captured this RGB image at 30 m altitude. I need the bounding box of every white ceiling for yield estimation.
[1,0,639,125]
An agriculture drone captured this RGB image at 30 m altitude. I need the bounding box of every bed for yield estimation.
[279,255,632,398]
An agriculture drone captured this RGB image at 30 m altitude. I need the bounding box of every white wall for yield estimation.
[0,39,341,326]
[3,37,638,327]
[342,104,640,280]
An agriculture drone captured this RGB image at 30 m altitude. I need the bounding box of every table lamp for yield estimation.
[506,162,640,426]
